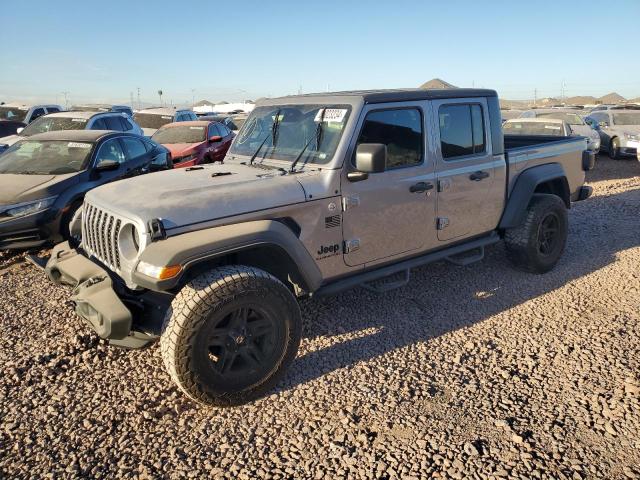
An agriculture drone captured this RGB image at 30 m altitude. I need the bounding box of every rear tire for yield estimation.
[504,194,568,274]
[160,265,301,407]
[609,137,620,160]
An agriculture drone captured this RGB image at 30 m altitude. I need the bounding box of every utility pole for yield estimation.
[534,88,537,107]
[191,89,195,107]
[137,87,141,110]
[560,80,566,103]
[61,91,70,109]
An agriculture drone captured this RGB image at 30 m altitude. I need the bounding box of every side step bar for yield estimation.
[315,233,500,297]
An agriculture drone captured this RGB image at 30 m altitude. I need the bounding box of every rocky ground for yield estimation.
[1,156,639,479]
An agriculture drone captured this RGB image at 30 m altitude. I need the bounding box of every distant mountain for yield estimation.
[599,92,626,103]
[193,99,215,107]
[420,78,457,89]
[566,95,597,105]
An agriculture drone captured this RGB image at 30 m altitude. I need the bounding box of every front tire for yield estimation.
[504,194,568,274]
[160,266,301,407]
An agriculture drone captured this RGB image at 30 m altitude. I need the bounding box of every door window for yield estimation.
[356,108,423,169]
[208,123,222,138]
[95,138,126,164]
[30,108,46,121]
[121,137,147,160]
[92,118,107,129]
[46,107,61,113]
[438,104,486,159]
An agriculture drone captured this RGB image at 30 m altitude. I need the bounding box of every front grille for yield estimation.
[83,203,122,271]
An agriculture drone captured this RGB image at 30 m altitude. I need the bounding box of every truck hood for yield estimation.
[86,162,307,230]
[0,172,79,204]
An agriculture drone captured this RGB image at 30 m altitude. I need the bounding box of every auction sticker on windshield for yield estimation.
[72,119,87,123]
[315,108,347,123]
[67,142,92,149]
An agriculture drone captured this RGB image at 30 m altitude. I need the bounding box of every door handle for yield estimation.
[409,181,434,193]
[469,171,490,181]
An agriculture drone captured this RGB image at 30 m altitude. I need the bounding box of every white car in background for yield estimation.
[0,110,143,152]
[519,108,600,152]
[585,109,640,159]
[503,118,572,137]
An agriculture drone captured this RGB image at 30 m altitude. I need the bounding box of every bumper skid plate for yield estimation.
[45,242,153,348]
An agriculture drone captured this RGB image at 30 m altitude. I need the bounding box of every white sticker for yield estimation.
[544,125,561,130]
[189,126,204,130]
[68,142,92,149]
[19,107,29,111]
[161,116,172,120]
[315,108,347,123]
[72,118,87,123]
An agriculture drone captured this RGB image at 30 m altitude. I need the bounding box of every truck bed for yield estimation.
[503,134,588,195]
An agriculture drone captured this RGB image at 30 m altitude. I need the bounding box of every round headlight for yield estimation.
[118,223,141,261]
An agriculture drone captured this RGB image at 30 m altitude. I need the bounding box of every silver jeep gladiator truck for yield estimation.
[45,89,594,406]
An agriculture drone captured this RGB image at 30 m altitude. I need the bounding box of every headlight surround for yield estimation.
[136,261,182,280]
[1,196,57,218]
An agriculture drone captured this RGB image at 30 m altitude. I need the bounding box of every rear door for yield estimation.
[119,136,153,176]
[431,98,505,241]
[341,103,437,267]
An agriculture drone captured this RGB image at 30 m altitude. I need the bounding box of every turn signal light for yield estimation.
[136,261,182,280]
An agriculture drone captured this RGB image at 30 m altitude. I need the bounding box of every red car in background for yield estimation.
[151,120,234,168]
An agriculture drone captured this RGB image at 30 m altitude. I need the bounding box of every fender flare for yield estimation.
[132,220,323,292]
[499,163,569,229]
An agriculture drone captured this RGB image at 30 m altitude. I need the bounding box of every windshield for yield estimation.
[21,116,88,136]
[0,140,93,174]
[536,112,584,125]
[229,105,350,164]
[0,106,28,123]
[504,121,565,136]
[133,112,174,129]
[152,125,206,144]
[613,113,640,125]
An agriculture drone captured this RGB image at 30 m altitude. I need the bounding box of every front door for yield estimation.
[341,104,437,267]
[431,98,505,241]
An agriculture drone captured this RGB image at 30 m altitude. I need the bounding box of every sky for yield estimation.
[2,0,639,107]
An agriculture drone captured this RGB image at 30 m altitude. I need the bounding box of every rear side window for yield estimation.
[92,118,107,130]
[105,116,124,131]
[46,107,61,113]
[118,117,132,131]
[121,137,147,160]
[30,108,46,121]
[439,104,486,159]
[356,108,423,169]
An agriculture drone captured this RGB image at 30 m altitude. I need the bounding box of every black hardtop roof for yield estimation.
[271,88,498,104]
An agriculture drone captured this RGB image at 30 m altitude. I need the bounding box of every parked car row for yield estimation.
[0,101,236,248]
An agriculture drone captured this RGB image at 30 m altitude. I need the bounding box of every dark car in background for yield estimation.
[133,108,198,136]
[71,104,134,117]
[198,113,248,133]
[0,130,172,249]
[151,120,233,168]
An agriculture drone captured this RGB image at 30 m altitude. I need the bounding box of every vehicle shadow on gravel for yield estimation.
[280,186,640,393]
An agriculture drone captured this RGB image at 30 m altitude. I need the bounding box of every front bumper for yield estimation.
[45,242,163,348]
[0,208,62,250]
[620,139,639,158]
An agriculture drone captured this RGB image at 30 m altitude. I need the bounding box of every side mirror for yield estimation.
[16,127,24,134]
[209,135,222,142]
[95,159,120,171]
[349,143,387,182]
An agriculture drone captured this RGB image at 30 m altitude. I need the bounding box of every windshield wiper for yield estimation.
[289,109,325,173]
[247,109,281,166]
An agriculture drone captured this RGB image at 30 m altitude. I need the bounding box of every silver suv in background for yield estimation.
[585,109,640,159]
[132,107,198,136]
[520,108,600,152]
[0,111,144,151]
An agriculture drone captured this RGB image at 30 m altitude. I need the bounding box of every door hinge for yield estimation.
[344,239,361,253]
[437,217,450,230]
[342,195,360,211]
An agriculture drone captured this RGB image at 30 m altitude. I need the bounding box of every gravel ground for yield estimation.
[1,156,639,479]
